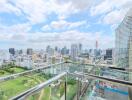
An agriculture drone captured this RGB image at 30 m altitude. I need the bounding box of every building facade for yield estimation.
[71,44,79,61]
[9,48,15,55]
[27,48,33,55]
[115,8,132,68]
[104,49,112,60]
[115,8,132,99]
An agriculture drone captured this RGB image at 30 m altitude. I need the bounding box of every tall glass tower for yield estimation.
[115,8,132,68]
[115,8,132,99]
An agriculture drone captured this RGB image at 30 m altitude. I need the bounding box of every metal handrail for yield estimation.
[0,61,131,83]
[70,61,132,72]
[73,72,132,87]
[0,62,65,83]
[10,72,67,100]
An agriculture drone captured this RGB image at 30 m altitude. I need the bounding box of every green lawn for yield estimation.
[0,70,10,76]
[10,67,26,73]
[0,75,41,99]
[0,67,26,77]
[0,67,46,100]
[0,67,77,100]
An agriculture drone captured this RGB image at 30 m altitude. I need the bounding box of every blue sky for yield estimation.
[0,0,131,49]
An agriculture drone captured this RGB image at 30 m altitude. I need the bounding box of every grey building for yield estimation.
[9,48,15,55]
[71,44,78,61]
[27,48,33,55]
[104,49,112,60]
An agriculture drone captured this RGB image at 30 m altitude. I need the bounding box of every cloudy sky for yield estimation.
[0,0,131,49]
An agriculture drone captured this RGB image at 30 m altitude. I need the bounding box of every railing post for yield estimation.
[77,78,80,100]
[65,73,67,100]
[65,81,67,100]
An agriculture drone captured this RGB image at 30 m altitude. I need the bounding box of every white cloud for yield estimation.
[0,0,21,15]
[0,0,125,49]
[11,0,51,24]
[27,30,114,49]
[50,20,69,30]
[42,25,51,31]
[91,0,132,16]
[91,0,132,26]
[0,29,114,49]
[103,9,127,25]
[42,20,86,31]
[68,21,87,29]
[0,23,31,34]
[11,34,26,40]
[8,0,96,23]
[0,33,26,41]
[0,34,11,40]
[90,0,113,16]
[50,0,95,19]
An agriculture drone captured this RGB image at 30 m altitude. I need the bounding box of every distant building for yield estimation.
[94,41,101,57]
[15,50,23,55]
[46,45,54,56]
[61,46,69,55]
[55,46,58,52]
[89,49,92,54]
[27,48,33,55]
[95,40,98,49]
[78,43,82,54]
[79,53,89,59]
[71,44,78,61]
[9,48,15,55]
[46,45,50,53]
[104,49,112,60]
[94,49,101,57]
[18,49,23,55]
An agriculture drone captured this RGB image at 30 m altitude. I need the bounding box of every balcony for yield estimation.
[0,61,132,100]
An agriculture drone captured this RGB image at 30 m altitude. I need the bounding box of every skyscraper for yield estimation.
[27,48,33,55]
[71,44,78,61]
[104,49,113,60]
[46,45,54,56]
[9,48,15,55]
[55,46,58,52]
[78,43,82,54]
[115,8,132,68]
[95,40,98,49]
[61,46,69,55]
[115,8,132,99]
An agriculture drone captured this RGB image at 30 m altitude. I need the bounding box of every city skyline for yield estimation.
[0,0,132,49]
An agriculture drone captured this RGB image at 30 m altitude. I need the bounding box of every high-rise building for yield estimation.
[78,43,82,54]
[46,45,54,56]
[18,49,23,55]
[55,46,58,52]
[94,40,100,57]
[95,40,98,49]
[71,44,78,61]
[27,48,33,55]
[46,45,50,53]
[9,48,15,55]
[115,8,132,99]
[61,46,69,55]
[104,49,112,60]
[115,8,132,68]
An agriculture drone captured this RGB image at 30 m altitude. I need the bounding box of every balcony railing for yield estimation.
[0,61,131,100]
